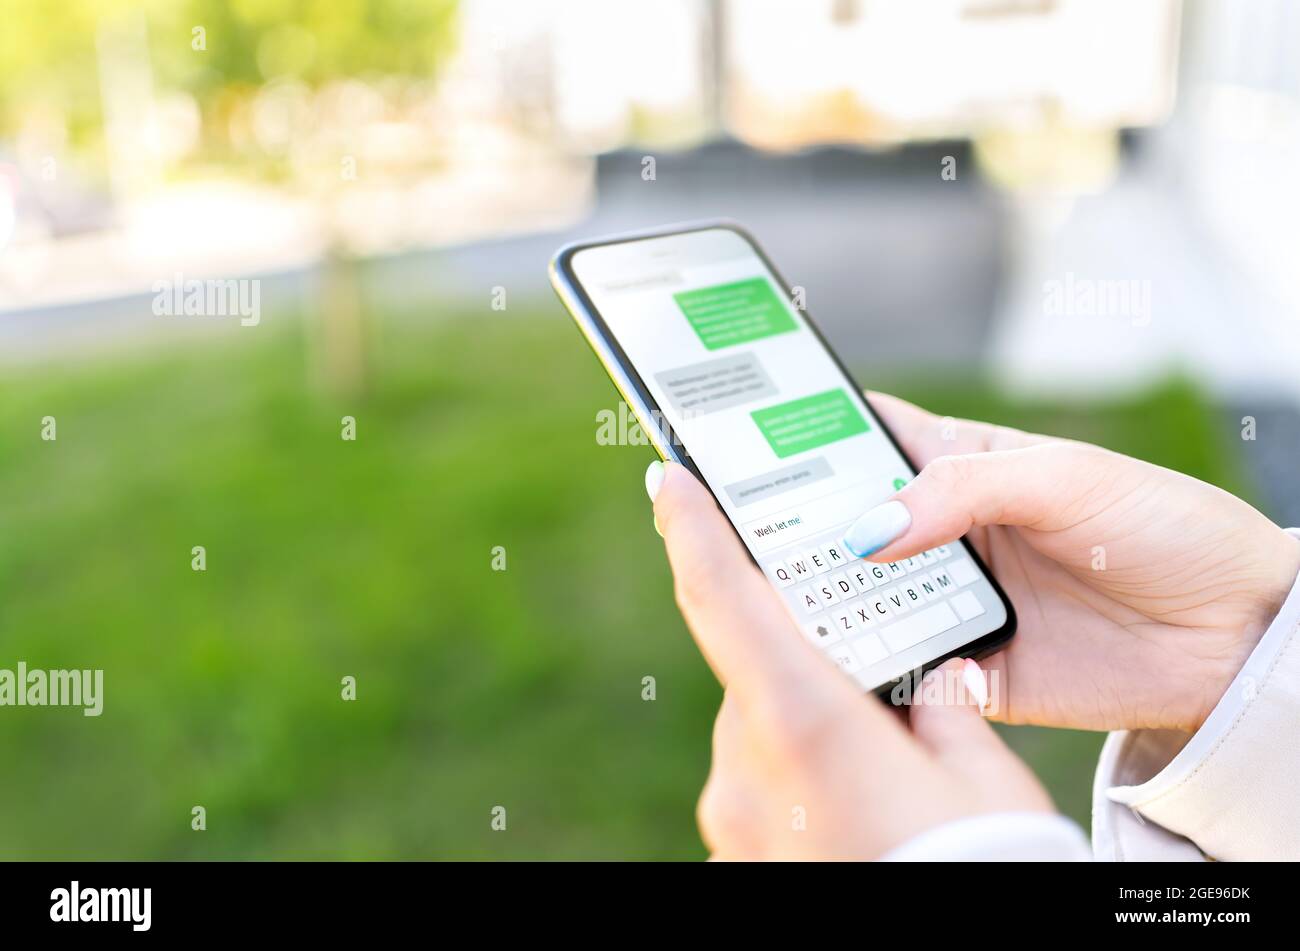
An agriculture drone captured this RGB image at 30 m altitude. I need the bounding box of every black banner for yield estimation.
[0,859,1281,938]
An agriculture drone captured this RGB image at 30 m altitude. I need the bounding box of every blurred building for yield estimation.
[4,0,1299,413]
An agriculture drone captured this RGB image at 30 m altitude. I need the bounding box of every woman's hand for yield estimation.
[650,461,1054,860]
[853,393,1300,734]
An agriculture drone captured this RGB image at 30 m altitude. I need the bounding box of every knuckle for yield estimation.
[1061,441,1109,467]
[1032,441,1105,492]
[1037,439,1094,466]
[989,422,1040,451]
[924,452,975,491]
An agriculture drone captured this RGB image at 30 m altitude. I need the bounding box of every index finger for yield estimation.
[865,391,1044,466]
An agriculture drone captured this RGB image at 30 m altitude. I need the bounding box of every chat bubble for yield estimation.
[751,389,870,459]
[654,353,778,418]
[723,458,834,507]
[674,277,797,350]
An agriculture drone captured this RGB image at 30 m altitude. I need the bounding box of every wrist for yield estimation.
[1259,529,1300,627]
[1186,528,1300,733]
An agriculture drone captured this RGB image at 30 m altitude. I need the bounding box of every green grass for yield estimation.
[0,302,1251,858]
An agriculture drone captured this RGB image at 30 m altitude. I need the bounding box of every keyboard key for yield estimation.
[878,602,961,653]
[815,578,841,607]
[916,573,943,602]
[885,561,908,580]
[935,544,953,560]
[919,549,938,567]
[820,542,850,570]
[828,572,855,600]
[829,605,859,637]
[948,559,980,587]
[768,562,796,588]
[903,556,924,574]
[793,586,822,614]
[951,590,985,622]
[848,632,889,665]
[845,599,874,629]
[806,549,832,575]
[847,564,874,594]
[825,643,863,674]
[802,615,842,646]
[867,563,890,586]
[867,591,893,621]
[881,586,911,615]
[787,555,815,582]
[929,568,956,595]
[900,580,925,609]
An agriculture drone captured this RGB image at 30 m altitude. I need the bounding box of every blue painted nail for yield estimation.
[843,500,912,557]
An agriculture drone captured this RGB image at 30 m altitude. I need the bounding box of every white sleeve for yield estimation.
[1092,529,1300,861]
[880,812,1092,861]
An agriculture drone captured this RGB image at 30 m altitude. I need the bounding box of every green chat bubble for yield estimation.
[751,389,870,458]
[674,277,797,350]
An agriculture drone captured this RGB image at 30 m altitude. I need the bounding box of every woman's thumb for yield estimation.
[909,659,994,749]
[909,659,1054,811]
[843,442,1096,562]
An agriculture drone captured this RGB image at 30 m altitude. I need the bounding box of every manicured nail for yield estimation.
[962,658,989,712]
[843,500,911,557]
[645,460,665,502]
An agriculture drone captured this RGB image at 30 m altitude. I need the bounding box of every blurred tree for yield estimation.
[0,0,459,394]
[0,0,457,155]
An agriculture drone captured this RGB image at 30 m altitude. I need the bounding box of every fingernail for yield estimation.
[962,658,989,713]
[645,460,665,502]
[843,500,911,557]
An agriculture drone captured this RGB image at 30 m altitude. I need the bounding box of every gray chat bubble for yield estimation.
[724,458,835,507]
[654,353,778,417]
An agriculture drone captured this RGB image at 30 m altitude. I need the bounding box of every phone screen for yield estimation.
[563,225,1010,691]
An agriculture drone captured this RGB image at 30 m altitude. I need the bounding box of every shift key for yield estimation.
[878,602,961,653]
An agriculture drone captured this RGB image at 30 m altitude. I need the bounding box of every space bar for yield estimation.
[879,602,961,654]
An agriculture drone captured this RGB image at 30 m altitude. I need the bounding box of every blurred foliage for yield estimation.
[0,299,1253,858]
[0,0,457,151]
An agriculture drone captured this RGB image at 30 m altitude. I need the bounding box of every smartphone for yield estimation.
[550,221,1015,695]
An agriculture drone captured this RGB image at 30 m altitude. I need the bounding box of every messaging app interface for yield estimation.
[573,228,1006,688]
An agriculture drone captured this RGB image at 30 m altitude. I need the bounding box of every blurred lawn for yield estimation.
[0,301,1251,858]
